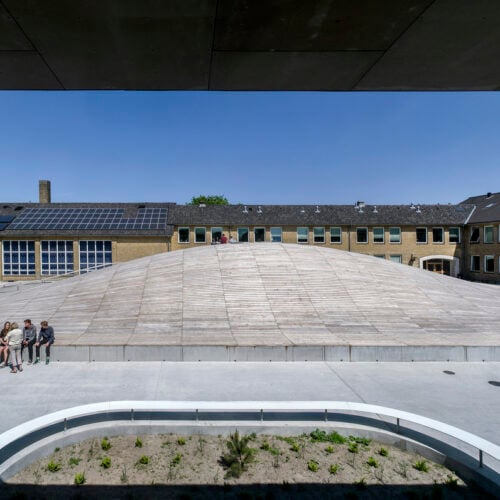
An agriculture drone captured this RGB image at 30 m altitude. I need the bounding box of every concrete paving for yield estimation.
[1,245,499,362]
[1,361,499,445]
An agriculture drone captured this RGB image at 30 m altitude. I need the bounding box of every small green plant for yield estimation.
[101,437,111,451]
[135,437,143,448]
[74,472,86,485]
[378,447,389,457]
[307,460,319,472]
[54,447,60,452]
[348,442,359,454]
[310,429,347,444]
[325,445,334,454]
[120,465,128,484]
[47,460,61,472]
[68,457,82,466]
[444,475,459,489]
[138,455,149,465]
[171,453,182,466]
[100,456,111,469]
[177,437,186,446]
[161,441,170,448]
[291,442,300,453]
[349,435,371,446]
[329,463,339,475]
[221,430,256,478]
[260,440,281,455]
[414,460,429,472]
[355,477,367,489]
[367,457,379,468]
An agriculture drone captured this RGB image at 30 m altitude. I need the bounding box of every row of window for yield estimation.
[470,255,500,274]
[178,226,461,245]
[2,240,112,276]
[469,225,500,244]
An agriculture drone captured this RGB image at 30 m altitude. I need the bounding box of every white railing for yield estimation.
[0,401,498,478]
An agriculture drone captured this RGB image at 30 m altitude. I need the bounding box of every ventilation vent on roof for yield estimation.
[300,207,305,214]
[138,205,146,209]
[373,206,378,213]
[410,203,416,210]
[242,205,248,214]
[14,206,23,211]
[486,192,492,198]
[257,206,262,214]
[315,205,320,214]
[416,205,421,214]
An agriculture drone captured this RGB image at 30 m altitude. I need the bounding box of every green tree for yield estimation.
[188,195,229,206]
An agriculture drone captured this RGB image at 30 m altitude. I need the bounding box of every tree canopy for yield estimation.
[188,195,229,206]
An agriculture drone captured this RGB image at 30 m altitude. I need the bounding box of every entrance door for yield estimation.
[424,259,451,275]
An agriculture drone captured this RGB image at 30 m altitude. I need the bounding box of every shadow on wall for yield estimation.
[0,482,490,500]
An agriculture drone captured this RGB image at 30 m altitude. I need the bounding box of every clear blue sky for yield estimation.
[0,91,498,205]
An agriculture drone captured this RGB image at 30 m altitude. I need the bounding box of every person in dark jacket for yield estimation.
[35,321,55,365]
[21,319,37,364]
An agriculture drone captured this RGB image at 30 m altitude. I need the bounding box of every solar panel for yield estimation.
[8,207,168,231]
[0,215,15,223]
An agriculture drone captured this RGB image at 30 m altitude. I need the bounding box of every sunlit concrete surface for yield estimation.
[0,244,499,361]
[1,1,500,90]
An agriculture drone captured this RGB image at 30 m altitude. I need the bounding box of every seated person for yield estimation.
[35,321,55,365]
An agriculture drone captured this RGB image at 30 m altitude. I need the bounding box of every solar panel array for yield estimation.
[0,215,15,231]
[8,207,168,230]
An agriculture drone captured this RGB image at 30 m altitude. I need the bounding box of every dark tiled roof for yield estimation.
[170,204,474,226]
[0,202,175,237]
[460,192,500,223]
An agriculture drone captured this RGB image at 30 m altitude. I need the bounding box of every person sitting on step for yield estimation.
[35,321,55,365]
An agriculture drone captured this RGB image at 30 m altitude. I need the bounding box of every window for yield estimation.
[356,227,368,244]
[178,227,190,243]
[237,227,249,242]
[270,227,282,242]
[254,227,265,242]
[449,227,460,244]
[373,227,384,244]
[484,226,494,244]
[297,227,308,243]
[79,241,112,273]
[470,227,480,243]
[194,227,206,243]
[41,240,73,275]
[470,255,480,272]
[2,240,36,275]
[416,227,427,244]
[330,227,341,244]
[389,227,401,244]
[313,227,325,243]
[432,227,444,244]
[485,255,495,273]
[211,227,222,243]
[374,254,385,259]
[389,255,402,264]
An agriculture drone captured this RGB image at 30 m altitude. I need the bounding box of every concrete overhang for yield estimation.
[1,0,500,91]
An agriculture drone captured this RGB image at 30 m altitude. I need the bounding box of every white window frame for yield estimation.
[2,240,36,276]
[484,226,494,244]
[373,254,385,259]
[178,227,190,244]
[194,227,206,243]
[40,240,74,276]
[432,227,444,244]
[389,227,401,244]
[254,227,266,243]
[356,227,368,244]
[237,227,249,242]
[373,227,384,244]
[416,227,427,244]
[330,227,342,244]
[484,255,495,273]
[79,240,112,273]
[470,255,480,272]
[211,227,223,243]
[270,227,282,243]
[313,227,325,244]
[449,227,460,244]
[389,254,402,264]
[297,227,308,244]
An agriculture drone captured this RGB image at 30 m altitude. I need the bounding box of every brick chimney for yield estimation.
[39,180,51,203]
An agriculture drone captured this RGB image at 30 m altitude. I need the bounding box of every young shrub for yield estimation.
[349,436,371,446]
[413,460,429,472]
[329,464,339,475]
[378,447,389,457]
[310,429,346,444]
[307,460,319,472]
[138,455,149,465]
[367,457,379,468]
[101,437,111,451]
[135,437,143,448]
[47,460,61,472]
[221,430,255,478]
[54,447,60,452]
[68,457,82,466]
[100,456,111,469]
[348,442,359,454]
[74,472,86,485]
[171,453,182,466]
[444,475,459,489]
[325,445,334,454]
[177,437,186,446]
[291,442,300,453]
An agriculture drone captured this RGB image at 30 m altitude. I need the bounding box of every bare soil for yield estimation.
[4,431,491,499]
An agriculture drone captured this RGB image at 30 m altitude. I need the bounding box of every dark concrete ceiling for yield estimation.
[1,0,500,91]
